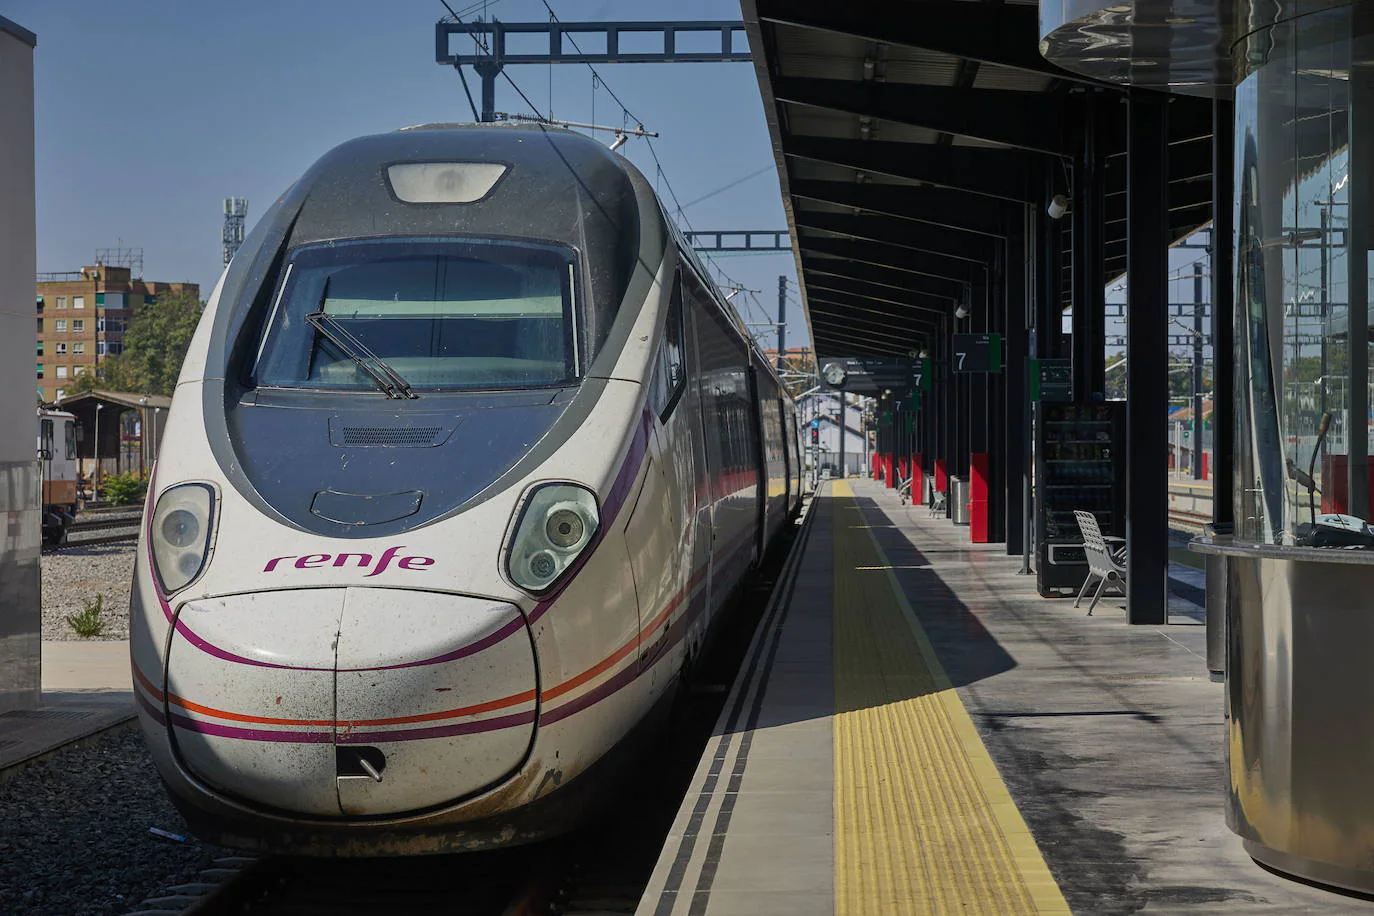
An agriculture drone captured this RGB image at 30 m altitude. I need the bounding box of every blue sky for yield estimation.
[9,0,800,346]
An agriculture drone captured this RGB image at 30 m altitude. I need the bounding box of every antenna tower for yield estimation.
[222,197,248,265]
[94,246,143,276]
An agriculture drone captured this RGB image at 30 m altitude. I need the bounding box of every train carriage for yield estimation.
[38,407,78,547]
[130,124,802,855]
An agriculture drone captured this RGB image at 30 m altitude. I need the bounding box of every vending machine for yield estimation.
[1034,402,1126,597]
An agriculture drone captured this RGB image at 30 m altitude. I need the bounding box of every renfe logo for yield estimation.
[263,546,434,577]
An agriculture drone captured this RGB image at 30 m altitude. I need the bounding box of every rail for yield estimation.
[46,506,142,551]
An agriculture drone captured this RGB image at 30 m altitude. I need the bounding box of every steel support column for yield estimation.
[968,268,992,540]
[1038,169,1066,360]
[838,391,847,479]
[1005,208,1030,554]
[1073,92,1107,400]
[1192,269,1205,479]
[1126,91,1169,625]
[473,61,499,123]
[937,317,953,516]
[1211,97,1234,528]
[776,276,787,371]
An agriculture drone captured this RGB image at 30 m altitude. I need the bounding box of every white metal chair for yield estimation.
[897,471,912,505]
[1073,510,1127,615]
[928,486,947,518]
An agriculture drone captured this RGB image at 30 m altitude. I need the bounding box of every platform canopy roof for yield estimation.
[740,0,1216,359]
[55,390,172,411]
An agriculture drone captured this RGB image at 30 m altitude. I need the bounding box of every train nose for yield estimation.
[163,589,537,817]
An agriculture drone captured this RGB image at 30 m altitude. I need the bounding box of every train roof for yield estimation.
[279,123,646,253]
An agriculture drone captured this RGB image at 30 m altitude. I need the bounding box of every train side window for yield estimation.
[663,273,686,393]
[64,422,77,460]
[653,271,687,420]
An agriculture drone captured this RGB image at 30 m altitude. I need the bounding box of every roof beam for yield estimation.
[812,305,929,331]
[809,297,946,329]
[774,77,1068,156]
[1105,136,1213,191]
[795,212,994,263]
[812,331,912,357]
[797,235,979,283]
[790,180,1008,238]
[808,275,958,312]
[809,315,932,352]
[756,0,1104,87]
[809,298,941,328]
[787,137,1034,203]
[810,313,926,348]
[805,258,966,300]
[813,315,934,347]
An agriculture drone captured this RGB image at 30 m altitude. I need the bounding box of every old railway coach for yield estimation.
[130,124,802,855]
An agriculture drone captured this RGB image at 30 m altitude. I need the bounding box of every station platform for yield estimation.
[639,479,1374,914]
[0,640,133,778]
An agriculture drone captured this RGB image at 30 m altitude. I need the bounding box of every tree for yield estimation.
[65,367,100,395]
[84,289,204,396]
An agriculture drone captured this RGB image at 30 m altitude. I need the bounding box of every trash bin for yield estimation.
[1204,522,1229,680]
[951,476,969,525]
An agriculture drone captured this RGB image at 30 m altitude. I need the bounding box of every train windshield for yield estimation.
[253,238,578,393]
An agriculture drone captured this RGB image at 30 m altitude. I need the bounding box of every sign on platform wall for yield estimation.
[1029,358,1073,402]
[951,333,1003,373]
[818,356,929,395]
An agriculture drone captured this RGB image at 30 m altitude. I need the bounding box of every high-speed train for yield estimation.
[131,124,803,855]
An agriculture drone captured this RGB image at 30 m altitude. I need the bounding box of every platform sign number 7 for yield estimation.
[910,357,932,390]
[950,333,1002,373]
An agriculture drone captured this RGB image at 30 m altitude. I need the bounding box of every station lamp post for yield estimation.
[93,402,105,499]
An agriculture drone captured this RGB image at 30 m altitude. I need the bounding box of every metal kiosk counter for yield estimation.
[1192,537,1374,892]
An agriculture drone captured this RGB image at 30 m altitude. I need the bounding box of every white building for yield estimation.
[800,392,868,477]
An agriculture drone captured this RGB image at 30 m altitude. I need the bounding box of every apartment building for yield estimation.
[35,265,198,402]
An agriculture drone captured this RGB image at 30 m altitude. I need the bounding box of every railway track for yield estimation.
[1167,507,1211,534]
[45,506,143,551]
[165,850,566,915]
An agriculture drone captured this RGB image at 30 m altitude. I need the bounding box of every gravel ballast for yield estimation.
[0,728,221,915]
[42,543,136,641]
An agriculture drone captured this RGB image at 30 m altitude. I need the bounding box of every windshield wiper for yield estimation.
[304,309,418,400]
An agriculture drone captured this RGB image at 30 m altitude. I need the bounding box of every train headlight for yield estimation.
[506,484,599,593]
[545,507,586,548]
[150,483,216,594]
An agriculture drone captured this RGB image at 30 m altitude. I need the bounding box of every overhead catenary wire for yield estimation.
[446,0,503,20]
[452,0,784,348]
[438,3,787,351]
[681,165,775,210]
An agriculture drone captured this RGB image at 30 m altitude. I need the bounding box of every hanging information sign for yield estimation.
[951,333,1003,373]
[1030,358,1073,402]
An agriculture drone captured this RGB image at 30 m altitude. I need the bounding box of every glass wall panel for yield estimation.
[1235,6,1365,548]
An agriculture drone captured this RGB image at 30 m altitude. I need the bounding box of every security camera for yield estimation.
[1047,194,1070,220]
[954,304,969,319]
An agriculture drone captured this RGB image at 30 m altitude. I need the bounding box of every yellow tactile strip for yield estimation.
[831,481,1070,915]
